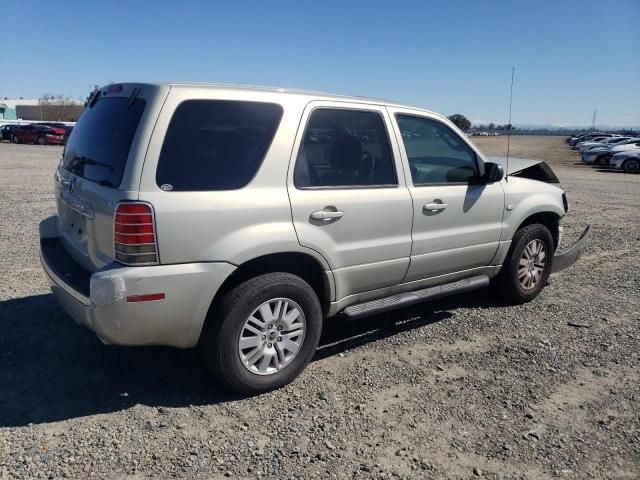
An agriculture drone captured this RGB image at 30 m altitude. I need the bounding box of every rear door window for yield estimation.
[156,100,283,191]
[62,97,146,187]
[294,108,397,188]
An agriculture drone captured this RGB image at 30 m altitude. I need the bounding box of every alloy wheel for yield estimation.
[518,239,547,290]
[238,298,306,375]
[623,159,639,173]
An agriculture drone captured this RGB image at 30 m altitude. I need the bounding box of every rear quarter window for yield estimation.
[156,100,283,191]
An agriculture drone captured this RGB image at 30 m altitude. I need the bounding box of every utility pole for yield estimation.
[591,109,597,130]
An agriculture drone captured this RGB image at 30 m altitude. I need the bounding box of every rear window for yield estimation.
[155,100,283,191]
[62,97,145,187]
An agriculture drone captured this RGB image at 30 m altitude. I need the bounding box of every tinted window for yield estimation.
[62,97,145,187]
[294,108,396,188]
[396,115,478,184]
[156,100,283,191]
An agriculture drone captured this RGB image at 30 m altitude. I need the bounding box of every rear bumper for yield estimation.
[39,216,236,348]
[551,225,591,273]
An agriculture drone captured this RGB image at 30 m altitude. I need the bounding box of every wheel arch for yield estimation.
[207,251,333,320]
[514,211,561,249]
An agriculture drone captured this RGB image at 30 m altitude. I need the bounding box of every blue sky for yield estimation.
[3,0,639,126]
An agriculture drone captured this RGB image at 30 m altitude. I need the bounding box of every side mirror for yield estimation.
[482,162,504,183]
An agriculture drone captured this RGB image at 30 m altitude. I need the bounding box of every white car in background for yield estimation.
[610,148,640,173]
[574,136,610,150]
[568,132,613,146]
[583,140,640,166]
[578,136,630,153]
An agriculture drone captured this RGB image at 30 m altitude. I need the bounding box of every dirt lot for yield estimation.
[1,136,639,479]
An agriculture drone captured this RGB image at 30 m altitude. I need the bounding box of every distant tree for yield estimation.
[85,84,100,107]
[38,94,78,121]
[488,122,495,131]
[448,114,471,131]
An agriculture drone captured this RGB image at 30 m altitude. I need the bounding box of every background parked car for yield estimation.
[0,124,20,142]
[578,136,631,153]
[610,149,640,173]
[11,124,65,145]
[62,125,74,145]
[568,132,614,146]
[582,138,640,165]
[573,135,612,149]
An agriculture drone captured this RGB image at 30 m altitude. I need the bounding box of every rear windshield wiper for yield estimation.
[127,87,141,108]
[88,89,102,108]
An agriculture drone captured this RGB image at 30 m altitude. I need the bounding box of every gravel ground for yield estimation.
[1,136,638,479]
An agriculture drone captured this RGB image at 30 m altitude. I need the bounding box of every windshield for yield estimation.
[61,97,146,187]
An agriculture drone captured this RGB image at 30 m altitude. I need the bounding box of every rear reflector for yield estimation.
[127,293,165,303]
[114,202,158,265]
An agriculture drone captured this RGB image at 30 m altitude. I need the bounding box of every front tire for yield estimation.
[494,224,554,303]
[199,272,322,395]
[37,136,46,145]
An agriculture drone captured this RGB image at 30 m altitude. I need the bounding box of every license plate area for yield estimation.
[63,209,88,244]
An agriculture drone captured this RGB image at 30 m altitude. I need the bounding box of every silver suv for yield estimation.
[40,83,590,394]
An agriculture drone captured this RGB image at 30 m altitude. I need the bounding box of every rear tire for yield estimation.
[494,224,554,304]
[12,135,19,144]
[622,159,640,174]
[37,136,46,145]
[199,272,322,395]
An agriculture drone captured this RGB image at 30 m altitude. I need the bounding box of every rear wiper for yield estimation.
[89,89,101,108]
[127,86,141,108]
[98,179,115,188]
[72,156,111,169]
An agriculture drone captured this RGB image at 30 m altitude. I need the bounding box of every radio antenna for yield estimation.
[506,66,515,181]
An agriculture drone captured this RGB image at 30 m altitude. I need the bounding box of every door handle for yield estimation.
[310,208,344,221]
[424,202,448,211]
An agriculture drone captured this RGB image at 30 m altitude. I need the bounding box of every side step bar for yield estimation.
[342,275,490,320]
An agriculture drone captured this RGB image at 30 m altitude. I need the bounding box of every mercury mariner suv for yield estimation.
[40,83,590,394]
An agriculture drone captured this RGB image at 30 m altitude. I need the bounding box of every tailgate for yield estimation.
[55,83,169,272]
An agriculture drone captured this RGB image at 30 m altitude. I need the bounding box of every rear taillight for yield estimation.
[114,202,158,265]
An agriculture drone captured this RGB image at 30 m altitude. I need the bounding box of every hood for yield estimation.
[611,143,640,153]
[487,156,560,184]
[613,148,640,158]
[585,147,610,154]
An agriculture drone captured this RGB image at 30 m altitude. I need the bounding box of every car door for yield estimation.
[388,108,505,281]
[288,102,413,300]
[27,125,38,143]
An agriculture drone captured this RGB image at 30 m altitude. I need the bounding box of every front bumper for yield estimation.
[551,226,591,273]
[39,216,236,348]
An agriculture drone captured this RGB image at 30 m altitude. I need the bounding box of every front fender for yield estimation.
[501,178,566,242]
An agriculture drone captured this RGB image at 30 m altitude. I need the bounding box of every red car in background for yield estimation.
[11,124,65,145]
